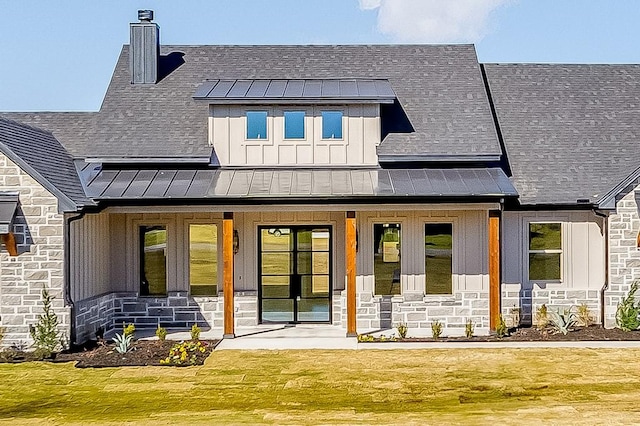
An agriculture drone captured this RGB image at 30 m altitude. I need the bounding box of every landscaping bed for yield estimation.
[359,325,640,343]
[0,339,218,367]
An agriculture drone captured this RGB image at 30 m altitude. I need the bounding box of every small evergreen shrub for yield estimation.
[616,281,640,332]
[465,319,474,338]
[396,322,408,339]
[190,324,201,341]
[357,334,374,342]
[431,320,443,340]
[156,325,168,341]
[29,287,62,358]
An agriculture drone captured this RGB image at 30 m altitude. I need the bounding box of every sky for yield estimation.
[1,0,639,111]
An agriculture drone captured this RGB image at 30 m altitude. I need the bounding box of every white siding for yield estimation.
[502,211,605,290]
[70,212,111,301]
[210,104,380,166]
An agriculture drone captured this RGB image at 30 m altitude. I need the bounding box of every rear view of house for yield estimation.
[0,11,638,346]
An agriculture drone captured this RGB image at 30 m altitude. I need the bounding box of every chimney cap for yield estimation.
[138,10,154,22]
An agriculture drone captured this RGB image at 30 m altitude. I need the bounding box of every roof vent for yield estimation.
[138,10,154,22]
[130,10,159,84]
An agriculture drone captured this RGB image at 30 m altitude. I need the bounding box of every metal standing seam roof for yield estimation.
[82,167,517,200]
[193,79,397,104]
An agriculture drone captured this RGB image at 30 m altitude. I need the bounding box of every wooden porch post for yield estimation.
[489,210,501,331]
[346,211,357,337]
[223,212,235,338]
[1,233,18,256]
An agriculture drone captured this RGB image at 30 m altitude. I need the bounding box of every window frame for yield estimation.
[283,110,306,140]
[186,222,221,297]
[320,110,344,140]
[527,221,563,282]
[245,110,269,140]
[424,222,454,295]
[139,224,168,297]
[372,221,403,296]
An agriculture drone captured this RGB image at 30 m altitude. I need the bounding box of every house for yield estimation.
[0,11,638,346]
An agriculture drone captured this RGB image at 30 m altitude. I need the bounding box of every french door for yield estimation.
[259,226,332,323]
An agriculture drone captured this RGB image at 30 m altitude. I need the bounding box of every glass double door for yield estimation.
[259,226,331,323]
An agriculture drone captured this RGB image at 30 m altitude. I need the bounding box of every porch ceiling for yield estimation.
[81,167,518,201]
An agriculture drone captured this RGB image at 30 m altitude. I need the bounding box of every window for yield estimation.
[425,224,453,294]
[321,111,343,139]
[374,223,401,295]
[189,224,218,296]
[140,226,167,296]
[284,111,305,139]
[528,222,562,281]
[246,111,267,139]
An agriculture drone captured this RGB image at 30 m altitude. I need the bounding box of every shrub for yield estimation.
[549,309,577,335]
[113,333,133,354]
[396,323,408,339]
[123,323,136,338]
[464,319,474,338]
[156,325,168,341]
[357,334,374,342]
[190,324,201,341]
[431,320,443,340]
[616,282,640,332]
[509,307,521,328]
[576,303,592,327]
[29,287,62,358]
[160,340,208,365]
[496,314,508,338]
[535,304,549,330]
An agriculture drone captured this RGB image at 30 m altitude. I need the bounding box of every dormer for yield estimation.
[193,79,397,167]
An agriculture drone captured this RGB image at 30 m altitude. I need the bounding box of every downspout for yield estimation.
[64,211,86,346]
[594,210,609,327]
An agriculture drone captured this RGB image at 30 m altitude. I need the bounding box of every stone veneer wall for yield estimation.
[337,291,490,336]
[606,189,640,327]
[0,154,70,348]
[74,291,259,342]
[501,285,600,327]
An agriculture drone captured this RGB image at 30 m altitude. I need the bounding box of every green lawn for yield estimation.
[2,348,640,424]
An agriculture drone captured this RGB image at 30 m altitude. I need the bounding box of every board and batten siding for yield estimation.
[209,105,380,166]
[69,212,111,302]
[501,211,605,324]
[356,210,489,296]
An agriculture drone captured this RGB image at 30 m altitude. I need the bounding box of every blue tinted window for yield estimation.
[247,111,267,139]
[322,111,343,139]
[284,111,305,139]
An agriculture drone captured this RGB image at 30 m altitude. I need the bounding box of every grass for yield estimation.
[2,348,640,424]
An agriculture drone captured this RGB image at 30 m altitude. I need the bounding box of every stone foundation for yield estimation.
[73,291,259,343]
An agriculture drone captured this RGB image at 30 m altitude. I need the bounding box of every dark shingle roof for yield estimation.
[0,117,93,211]
[90,44,501,160]
[484,64,640,205]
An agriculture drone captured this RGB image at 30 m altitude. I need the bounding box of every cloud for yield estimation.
[358,0,512,43]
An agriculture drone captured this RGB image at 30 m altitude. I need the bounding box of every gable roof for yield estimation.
[0,117,93,211]
[87,44,502,162]
[484,63,640,206]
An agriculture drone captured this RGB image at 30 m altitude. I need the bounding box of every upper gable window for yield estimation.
[321,111,343,139]
[246,111,268,139]
[284,111,305,139]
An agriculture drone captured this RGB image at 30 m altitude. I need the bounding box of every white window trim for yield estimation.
[245,110,271,141]
[283,110,307,140]
[526,221,564,283]
[132,219,174,297]
[318,108,346,142]
[371,220,405,296]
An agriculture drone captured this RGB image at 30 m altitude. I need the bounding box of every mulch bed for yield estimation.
[364,326,640,342]
[0,339,218,367]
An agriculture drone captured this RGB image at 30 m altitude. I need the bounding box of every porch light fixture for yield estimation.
[233,229,239,254]
[637,230,640,250]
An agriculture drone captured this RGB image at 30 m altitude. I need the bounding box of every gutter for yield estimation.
[64,211,86,346]
[594,210,609,327]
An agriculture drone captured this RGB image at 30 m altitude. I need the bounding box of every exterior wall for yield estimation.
[606,188,640,327]
[354,209,491,336]
[502,210,605,326]
[0,154,69,348]
[210,104,380,166]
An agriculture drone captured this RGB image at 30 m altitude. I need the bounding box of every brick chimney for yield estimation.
[129,10,159,84]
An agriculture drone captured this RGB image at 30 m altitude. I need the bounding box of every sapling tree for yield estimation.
[29,287,61,358]
[616,281,640,332]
